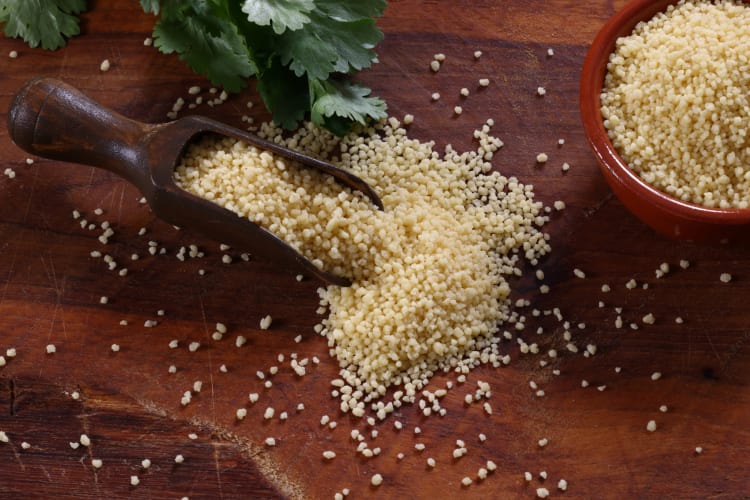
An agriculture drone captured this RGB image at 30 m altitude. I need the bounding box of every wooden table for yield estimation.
[1,1,749,498]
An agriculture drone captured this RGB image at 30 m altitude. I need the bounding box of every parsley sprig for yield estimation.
[0,0,388,135]
[0,0,86,50]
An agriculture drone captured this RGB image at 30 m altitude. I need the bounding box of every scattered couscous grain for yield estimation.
[647,420,657,432]
[720,273,732,283]
[260,315,273,330]
[371,473,383,486]
[100,59,110,72]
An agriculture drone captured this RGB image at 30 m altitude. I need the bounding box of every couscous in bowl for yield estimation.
[580,0,750,242]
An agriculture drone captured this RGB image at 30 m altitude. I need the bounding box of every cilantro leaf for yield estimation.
[152,2,256,92]
[278,12,383,80]
[256,58,310,130]
[145,0,387,134]
[139,0,161,15]
[0,0,87,50]
[310,78,387,135]
[315,0,387,22]
[241,0,314,35]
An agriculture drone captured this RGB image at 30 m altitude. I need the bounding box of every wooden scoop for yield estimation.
[7,77,383,286]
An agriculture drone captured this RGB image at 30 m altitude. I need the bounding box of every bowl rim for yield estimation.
[579,0,750,224]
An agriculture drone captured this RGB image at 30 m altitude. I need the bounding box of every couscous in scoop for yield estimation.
[7,77,383,286]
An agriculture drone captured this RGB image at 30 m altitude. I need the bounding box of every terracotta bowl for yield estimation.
[580,0,750,242]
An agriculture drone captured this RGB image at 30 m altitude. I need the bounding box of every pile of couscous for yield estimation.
[174,117,550,415]
[601,0,750,209]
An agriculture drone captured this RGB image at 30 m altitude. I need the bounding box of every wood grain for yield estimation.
[2,0,750,498]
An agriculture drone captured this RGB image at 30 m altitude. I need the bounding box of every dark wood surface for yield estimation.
[1,1,749,498]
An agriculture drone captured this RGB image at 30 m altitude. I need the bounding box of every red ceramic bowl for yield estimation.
[580,0,750,242]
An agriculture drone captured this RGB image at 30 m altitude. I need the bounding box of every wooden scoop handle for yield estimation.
[7,77,153,188]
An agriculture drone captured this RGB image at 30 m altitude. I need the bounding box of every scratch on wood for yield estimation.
[40,254,69,342]
[704,332,722,363]
[116,184,126,226]
[40,465,51,481]
[21,166,39,225]
[583,192,615,218]
[11,440,26,471]
[0,241,21,308]
[212,442,225,498]
[9,378,16,416]
[57,48,69,78]
[85,167,96,196]
[196,287,219,425]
